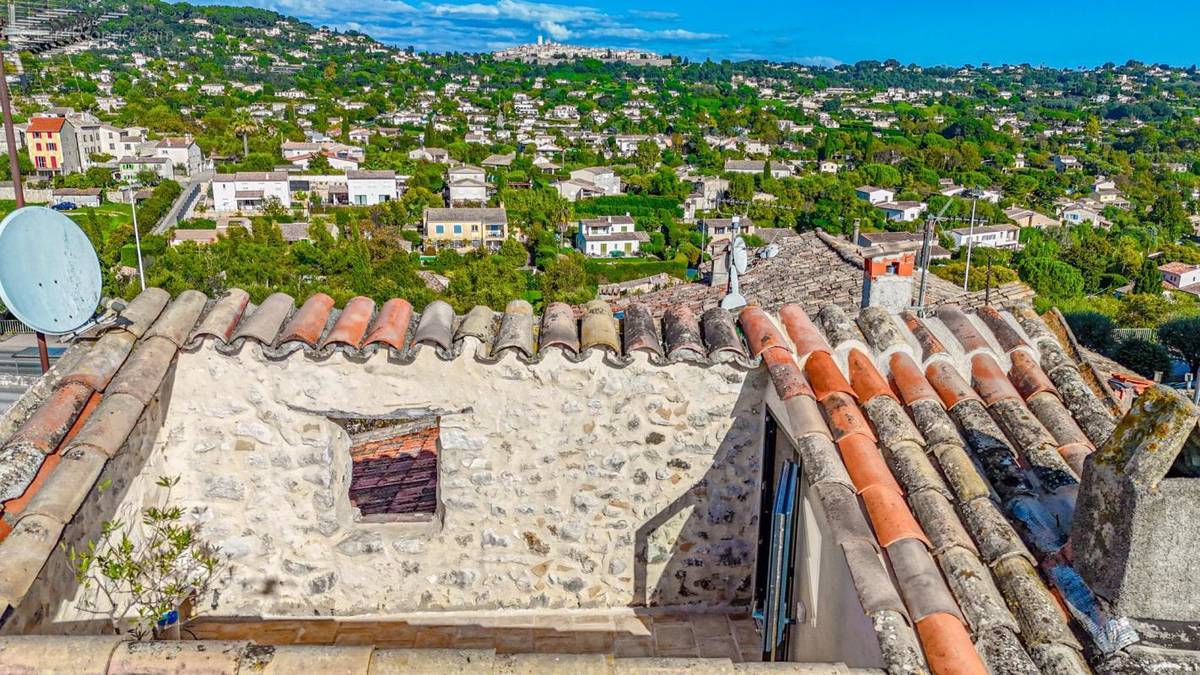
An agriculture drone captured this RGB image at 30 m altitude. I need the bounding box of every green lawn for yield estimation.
[0,200,133,236]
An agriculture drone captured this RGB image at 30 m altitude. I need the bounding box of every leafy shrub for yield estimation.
[1064,311,1115,353]
[583,258,687,284]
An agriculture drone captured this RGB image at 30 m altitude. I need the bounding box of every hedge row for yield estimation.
[584,258,688,284]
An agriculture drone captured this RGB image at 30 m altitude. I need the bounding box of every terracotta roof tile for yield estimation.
[815,481,879,549]
[1008,351,1056,400]
[580,301,619,353]
[322,297,375,349]
[760,348,815,401]
[804,351,855,401]
[117,288,170,339]
[144,291,207,347]
[539,302,579,353]
[105,337,178,405]
[663,306,705,360]
[925,361,982,409]
[413,300,455,351]
[60,332,135,392]
[779,304,831,360]
[493,300,534,357]
[976,305,1027,353]
[847,349,894,403]
[937,305,991,354]
[191,289,250,343]
[837,433,902,495]
[841,538,909,618]
[970,354,1022,406]
[3,382,91,455]
[232,293,294,344]
[888,537,964,623]
[902,310,948,362]
[888,353,940,405]
[349,426,439,517]
[817,303,868,348]
[856,306,908,353]
[908,489,978,556]
[456,305,496,344]
[277,293,334,347]
[621,303,662,357]
[700,307,745,358]
[820,391,876,442]
[861,484,930,547]
[363,299,413,351]
[736,306,787,358]
[915,612,989,675]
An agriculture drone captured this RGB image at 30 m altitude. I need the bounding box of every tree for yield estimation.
[231,110,256,158]
[1133,257,1164,294]
[1158,316,1200,374]
[633,139,661,173]
[1016,257,1084,300]
[541,252,590,304]
[1064,311,1115,353]
[1117,293,1173,328]
[307,154,332,174]
[1111,338,1172,379]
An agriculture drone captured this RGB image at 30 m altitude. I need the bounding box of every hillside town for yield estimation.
[0,0,1199,672]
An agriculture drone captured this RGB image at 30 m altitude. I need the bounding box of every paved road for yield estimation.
[153,170,213,234]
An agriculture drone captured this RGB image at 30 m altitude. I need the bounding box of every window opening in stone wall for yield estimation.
[331,416,440,522]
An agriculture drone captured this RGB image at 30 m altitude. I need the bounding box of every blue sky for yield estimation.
[190,0,1200,67]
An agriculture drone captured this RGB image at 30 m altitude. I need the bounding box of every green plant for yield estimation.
[1110,338,1172,379]
[65,476,224,640]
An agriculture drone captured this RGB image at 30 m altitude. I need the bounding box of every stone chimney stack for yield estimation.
[860,243,917,313]
[1071,385,1200,622]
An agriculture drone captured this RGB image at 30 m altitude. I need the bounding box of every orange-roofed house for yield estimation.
[26,116,81,176]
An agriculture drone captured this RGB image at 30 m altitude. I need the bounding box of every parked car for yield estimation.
[50,201,76,211]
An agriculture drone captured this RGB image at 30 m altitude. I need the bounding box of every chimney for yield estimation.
[1071,385,1200,622]
[860,244,916,312]
[851,219,860,246]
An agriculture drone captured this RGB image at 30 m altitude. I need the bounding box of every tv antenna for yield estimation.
[0,207,105,370]
[720,217,750,310]
[0,1,122,371]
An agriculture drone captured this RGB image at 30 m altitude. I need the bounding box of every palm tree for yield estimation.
[231,111,256,158]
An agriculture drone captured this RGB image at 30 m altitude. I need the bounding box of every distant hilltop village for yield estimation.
[493,36,673,66]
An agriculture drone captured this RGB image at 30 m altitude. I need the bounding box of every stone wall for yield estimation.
[44,343,768,622]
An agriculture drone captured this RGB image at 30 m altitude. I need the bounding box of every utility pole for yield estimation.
[962,198,978,290]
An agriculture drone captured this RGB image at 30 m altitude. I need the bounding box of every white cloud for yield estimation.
[793,55,842,67]
[584,27,724,41]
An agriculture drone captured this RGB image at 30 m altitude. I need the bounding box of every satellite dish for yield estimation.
[0,206,102,335]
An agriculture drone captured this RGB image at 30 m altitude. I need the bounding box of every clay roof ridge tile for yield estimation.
[189,288,250,345]
[276,293,335,348]
[115,288,170,339]
[848,348,896,404]
[580,300,620,354]
[888,352,941,406]
[364,298,414,352]
[539,302,580,354]
[937,305,993,356]
[621,303,664,358]
[779,304,831,362]
[900,310,948,364]
[700,307,747,359]
[804,351,856,401]
[231,292,295,345]
[492,299,535,358]
[412,300,456,353]
[971,353,1023,407]
[321,296,376,350]
[143,290,207,348]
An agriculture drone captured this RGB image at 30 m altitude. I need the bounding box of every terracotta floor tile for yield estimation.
[412,628,455,648]
[614,616,653,637]
[492,629,535,653]
[533,631,581,652]
[613,637,655,658]
[698,635,739,659]
[575,631,616,652]
[653,624,697,652]
[691,614,732,639]
[656,646,701,658]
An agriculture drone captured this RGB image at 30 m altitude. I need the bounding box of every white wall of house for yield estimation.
[212,176,291,212]
[347,177,397,206]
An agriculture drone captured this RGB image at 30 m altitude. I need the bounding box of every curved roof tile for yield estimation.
[925,361,983,409]
[539,302,579,353]
[848,349,894,403]
[118,288,170,338]
[976,305,1027,353]
[2,382,91,455]
[190,289,250,343]
[321,296,375,349]
[937,305,992,355]
[760,348,815,401]
[621,303,662,357]
[663,306,705,360]
[817,303,867,348]
[901,310,948,362]
[276,293,334,347]
[492,299,534,357]
[861,484,930,548]
[455,305,496,343]
[856,305,908,353]
[363,298,412,351]
[735,306,786,358]
[779,304,831,360]
[888,352,940,405]
[413,300,455,351]
[915,612,989,675]
[820,391,876,442]
[144,291,207,347]
[700,307,745,358]
[837,433,902,495]
[888,537,964,623]
[971,353,1023,406]
[232,293,294,345]
[804,351,855,401]
[1008,350,1056,400]
[581,301,620,353]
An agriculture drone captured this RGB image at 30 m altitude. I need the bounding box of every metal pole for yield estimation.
[985,249,993,306]
[963,199,977,290]
[1193,364,1200,405]
[129,187,145,290]
[0,45,47,372]
[916,215,932,310]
